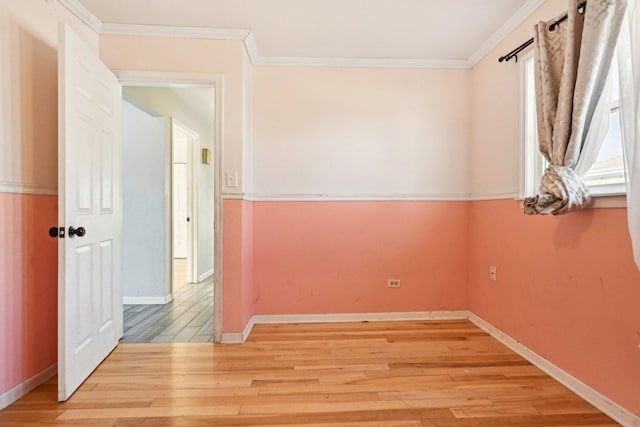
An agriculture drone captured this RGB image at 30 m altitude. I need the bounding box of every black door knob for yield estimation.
[68,226,86,238]
[49,227,59,238]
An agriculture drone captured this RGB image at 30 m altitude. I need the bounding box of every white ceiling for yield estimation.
[75,0,540,66]
[169,88,214,124]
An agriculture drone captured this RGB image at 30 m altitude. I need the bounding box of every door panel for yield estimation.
[99,240,114,330]
[58,24,122,401]
[75,115,93,213]
[100,129,114,212]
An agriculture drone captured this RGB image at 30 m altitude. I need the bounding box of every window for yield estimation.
[521,52,626,198]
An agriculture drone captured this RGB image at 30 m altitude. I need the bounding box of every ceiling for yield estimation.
[75,0,540,67]
[169,88,214,124]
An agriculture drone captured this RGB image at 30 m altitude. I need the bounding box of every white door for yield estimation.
[58,24,122,401]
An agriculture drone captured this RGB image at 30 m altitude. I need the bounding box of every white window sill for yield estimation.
[590,193,626,208]
[516,190,627,208]
[588,182,626,208]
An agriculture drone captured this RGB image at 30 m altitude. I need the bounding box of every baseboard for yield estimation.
[221,317,256,344]
[123,294,172,305]
[221,311,468,344]
[251,310,468,325]
[198,269,214,282]
[467,312,640,427]
[0,364,57,410]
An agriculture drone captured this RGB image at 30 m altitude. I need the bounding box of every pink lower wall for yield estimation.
[0,193,57,396]
[252,201,469,315]
[468,199,640,416]
[241,201,254,327]
[221,200,254,333]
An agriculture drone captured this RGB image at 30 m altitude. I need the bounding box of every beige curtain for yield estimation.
[524,0,627,215]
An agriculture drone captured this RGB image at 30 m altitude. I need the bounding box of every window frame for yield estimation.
[519,51,627,204]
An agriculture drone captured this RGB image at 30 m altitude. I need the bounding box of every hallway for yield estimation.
[121,277,214,343]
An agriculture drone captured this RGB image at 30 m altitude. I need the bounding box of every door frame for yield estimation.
[117,71,223,343]
[171,118,200,287]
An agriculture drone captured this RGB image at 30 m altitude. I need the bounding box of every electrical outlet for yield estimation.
[490,266,497,281]
[387,279,401,288]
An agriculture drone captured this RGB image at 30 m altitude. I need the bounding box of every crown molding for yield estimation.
[98,22,469,68]
[101,23,250,40]
[251,55,470,69]
[468,0,546,67]
[56,0,102,33]
[243,32,260,64]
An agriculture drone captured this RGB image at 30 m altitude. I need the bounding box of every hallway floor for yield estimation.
[121,277,214,343]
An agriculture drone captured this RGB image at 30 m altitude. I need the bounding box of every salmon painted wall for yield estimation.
[468,0,640,417]
[221,200,254,332]
[252,201,468,315]
[0,0,98,398]
[468,200,640,416]
[0,194,58,396]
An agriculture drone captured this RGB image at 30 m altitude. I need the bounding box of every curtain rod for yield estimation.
[498,1,587,63]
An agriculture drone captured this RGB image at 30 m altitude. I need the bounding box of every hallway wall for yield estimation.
[121,100,167,301]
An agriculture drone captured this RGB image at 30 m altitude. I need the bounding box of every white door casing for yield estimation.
[58,24,122,401]
[173,162,188,259]
[115,71,222,343]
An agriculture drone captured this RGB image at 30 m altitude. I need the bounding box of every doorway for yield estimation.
[119,82,219,343]
[172,119,198,292]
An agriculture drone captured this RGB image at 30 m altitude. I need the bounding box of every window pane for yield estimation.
[583,110,624,186]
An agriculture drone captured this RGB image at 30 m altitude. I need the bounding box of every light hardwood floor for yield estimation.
[0,320,618,426]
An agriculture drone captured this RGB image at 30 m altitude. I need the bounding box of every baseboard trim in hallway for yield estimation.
[123,295,173,305]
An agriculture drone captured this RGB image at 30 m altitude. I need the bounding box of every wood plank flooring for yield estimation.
[0,320,619,426]
[121,277,213,343]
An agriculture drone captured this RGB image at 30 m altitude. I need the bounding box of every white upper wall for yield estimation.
[0,0,98,195]
[242,48,254,195]
[252,66,471,198]
[470,0,564,196]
